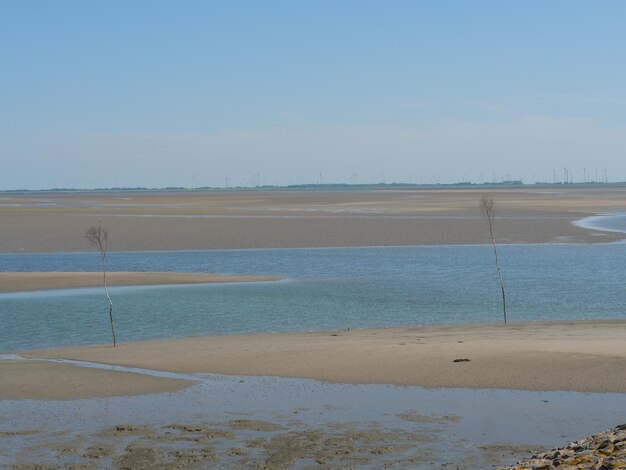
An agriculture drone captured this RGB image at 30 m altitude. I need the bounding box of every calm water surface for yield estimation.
[1,244,626,352]
[575,212,626,234]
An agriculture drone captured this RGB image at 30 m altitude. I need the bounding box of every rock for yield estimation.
[500,424,626,470]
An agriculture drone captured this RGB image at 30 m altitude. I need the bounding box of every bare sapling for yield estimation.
[85,222,116,347]
[480,195,507,324]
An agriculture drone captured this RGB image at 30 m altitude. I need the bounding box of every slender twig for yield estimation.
[86,222,116,347]
[480,195,507,324]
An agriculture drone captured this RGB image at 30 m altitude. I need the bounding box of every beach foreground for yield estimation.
[8,370,623,469]
[8,320,625,400]
[5,321,626,468]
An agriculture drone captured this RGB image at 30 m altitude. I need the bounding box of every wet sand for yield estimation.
[12,320,625,400]
[0,271,278,293]
[0,360,190,400]
[12,371,620,469]
[2,187,626,252]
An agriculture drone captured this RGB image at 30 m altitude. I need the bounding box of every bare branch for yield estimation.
[86,224,109,265]
[480,195,507,324]
[480,194,495,235]
[86,222,116,347]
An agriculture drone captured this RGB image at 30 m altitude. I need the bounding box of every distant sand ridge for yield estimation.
[6,320,624,400]
[1,187,626,252]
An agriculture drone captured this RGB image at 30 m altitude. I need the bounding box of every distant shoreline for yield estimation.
[2,187,626,252]
[4,181,626,194]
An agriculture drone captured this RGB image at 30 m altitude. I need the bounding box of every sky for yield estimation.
[2,1,626,189]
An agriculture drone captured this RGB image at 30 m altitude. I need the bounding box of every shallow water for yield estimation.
[2,358,625,469]
[575,212,626,234]
[2,243,626,352]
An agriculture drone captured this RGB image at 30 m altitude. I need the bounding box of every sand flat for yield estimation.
[0,271,278,293]
[22,320,626,396]
[0,360,190,400]
[2,188,626,252]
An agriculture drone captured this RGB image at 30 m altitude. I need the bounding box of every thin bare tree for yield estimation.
[85,222,116,346]
[480,195,507,324]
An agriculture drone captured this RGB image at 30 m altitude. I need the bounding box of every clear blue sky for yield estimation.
[2,1,626,189]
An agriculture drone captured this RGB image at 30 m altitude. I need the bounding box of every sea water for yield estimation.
[575,212,626,234]
[1,243,626,352]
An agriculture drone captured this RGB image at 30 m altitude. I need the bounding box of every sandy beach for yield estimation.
[0,271,278,293]
[0,360,190,400]
[2,187,626,252]
[5,320,623,400]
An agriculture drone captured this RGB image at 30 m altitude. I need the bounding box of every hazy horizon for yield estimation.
[2,179,625,193]
[3,1,626,190]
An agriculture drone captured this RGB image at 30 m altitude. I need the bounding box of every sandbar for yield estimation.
[0,271,279,293]
[2,187,626,252]
[0,360,190,400]
[15,320,626,400]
